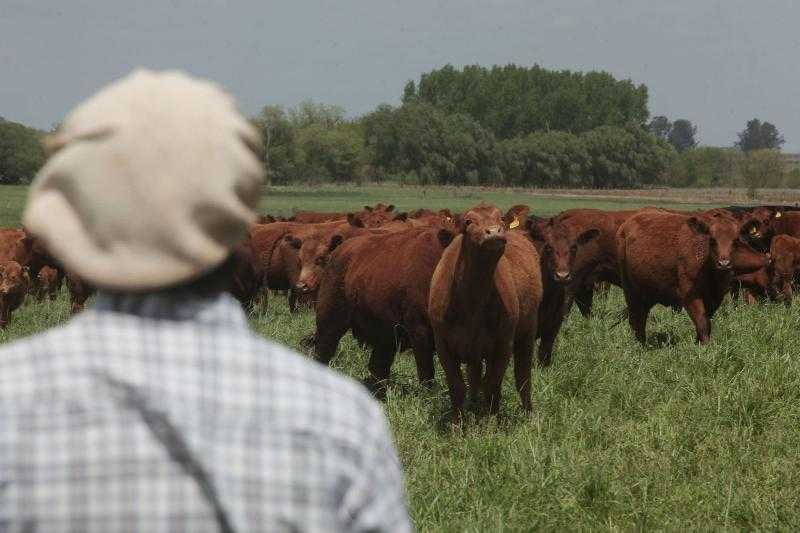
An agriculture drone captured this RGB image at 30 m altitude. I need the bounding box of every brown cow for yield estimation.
[617,210,763,344]
[227,239,267,310]
[528,218,600,365]
[65,271,95,314]
[313,224,457,395]
[0,261,30,328]
[548,209,639,317]
[34,265,63,301]
[770,211,800,238]
[429,203,542,423]
[0,228,62,285]
[770,234,800,304]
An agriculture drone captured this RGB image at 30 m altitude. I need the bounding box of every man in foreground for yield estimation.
[0,69,411,532]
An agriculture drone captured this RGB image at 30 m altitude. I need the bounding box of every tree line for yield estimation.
[1,64,796,191]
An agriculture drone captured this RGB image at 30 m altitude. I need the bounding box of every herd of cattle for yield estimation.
[2,201,800,422]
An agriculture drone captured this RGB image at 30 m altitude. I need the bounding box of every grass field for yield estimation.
[3,184,800,530]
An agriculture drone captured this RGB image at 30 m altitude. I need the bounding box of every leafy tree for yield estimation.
[288,100,346,129]
[0,119,46,184]
[362,102,500,185]
[740,149,786,197]
[406,64,649,139]
[648,115,672,140]
[664,147,741,187]
[252,105,298,184]
[736,119,785,151]
[581,124,673,188]
[499,131,589,187]
[667,119,697,153]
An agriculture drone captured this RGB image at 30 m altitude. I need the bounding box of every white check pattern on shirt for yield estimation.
[0,291,412,533]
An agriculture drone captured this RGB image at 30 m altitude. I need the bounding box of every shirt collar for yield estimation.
[92,290,250,329]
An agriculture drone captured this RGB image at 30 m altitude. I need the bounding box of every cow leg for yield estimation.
[483,343,513,416]
[685,298,710,344]
[573,283,594,318]
[627,299,650,345]
[288,289,298,313]
[537,314,564,367]
[0,304,8,328]
[466,359,484,408]
[513,334,535,413]
[436,338,466,425]
[409,327,436,387]
[366,342,397,399]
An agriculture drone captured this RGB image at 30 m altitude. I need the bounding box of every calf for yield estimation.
[617,210,762,344]
[528,218,600,365]
[549,209,639,317]
[429,203,542,423]
[34,265,63,301]
[770,235,800,304]
[313,225,456,394]
[0,261,30,328]
[65,271,95,314]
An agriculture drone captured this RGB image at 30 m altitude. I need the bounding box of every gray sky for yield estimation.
[2,0,799,150]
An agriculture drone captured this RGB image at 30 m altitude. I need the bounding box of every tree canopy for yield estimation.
[0,118,46,184]
[736,119,785,152]
[403,64,649,139]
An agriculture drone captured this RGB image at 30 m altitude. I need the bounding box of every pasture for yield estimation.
[3,184,800,530]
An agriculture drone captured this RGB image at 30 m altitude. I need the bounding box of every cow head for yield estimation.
[529,218,600,284]
[294,234,345,295]
[347,205,396,228]
[687,212,739,271]
[0,261,30,296]
[461,203,507,259]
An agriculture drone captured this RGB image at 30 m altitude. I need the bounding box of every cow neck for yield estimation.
[452,237,503,313]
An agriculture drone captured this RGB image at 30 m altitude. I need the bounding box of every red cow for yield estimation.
[0,261,30,327]
[429,203,542,424]
[617,210,764,344]
[313,224,457,395]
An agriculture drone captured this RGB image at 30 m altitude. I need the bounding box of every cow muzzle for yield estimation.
[716,258,732,270]
[554,270,572,283]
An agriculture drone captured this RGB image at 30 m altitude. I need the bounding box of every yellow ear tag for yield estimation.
[509,217,520,229]
[776,212,782,218]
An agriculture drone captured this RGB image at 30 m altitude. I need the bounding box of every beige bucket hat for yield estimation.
[23,69,264,291]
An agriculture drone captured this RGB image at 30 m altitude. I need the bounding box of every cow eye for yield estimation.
[464,219,472,226]
[544,244,553,254]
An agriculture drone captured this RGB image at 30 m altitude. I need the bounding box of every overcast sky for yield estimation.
[2,0,798,150]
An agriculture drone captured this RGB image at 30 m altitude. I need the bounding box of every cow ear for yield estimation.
[284,234,302,249]
[529,224,546,242]
[386,204,395,212]
[393,212,408,222]
[347,213,364,227]
[437,228,455,248]
[741,220,762,238]
[363,205,373,212]
[328,234,344,252]
[578,228,601,246]
[687,217,710,235]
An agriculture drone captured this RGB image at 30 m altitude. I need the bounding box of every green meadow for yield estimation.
[2,184,799,531]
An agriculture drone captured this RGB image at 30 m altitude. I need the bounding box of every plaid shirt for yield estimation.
[0,291,412,533]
